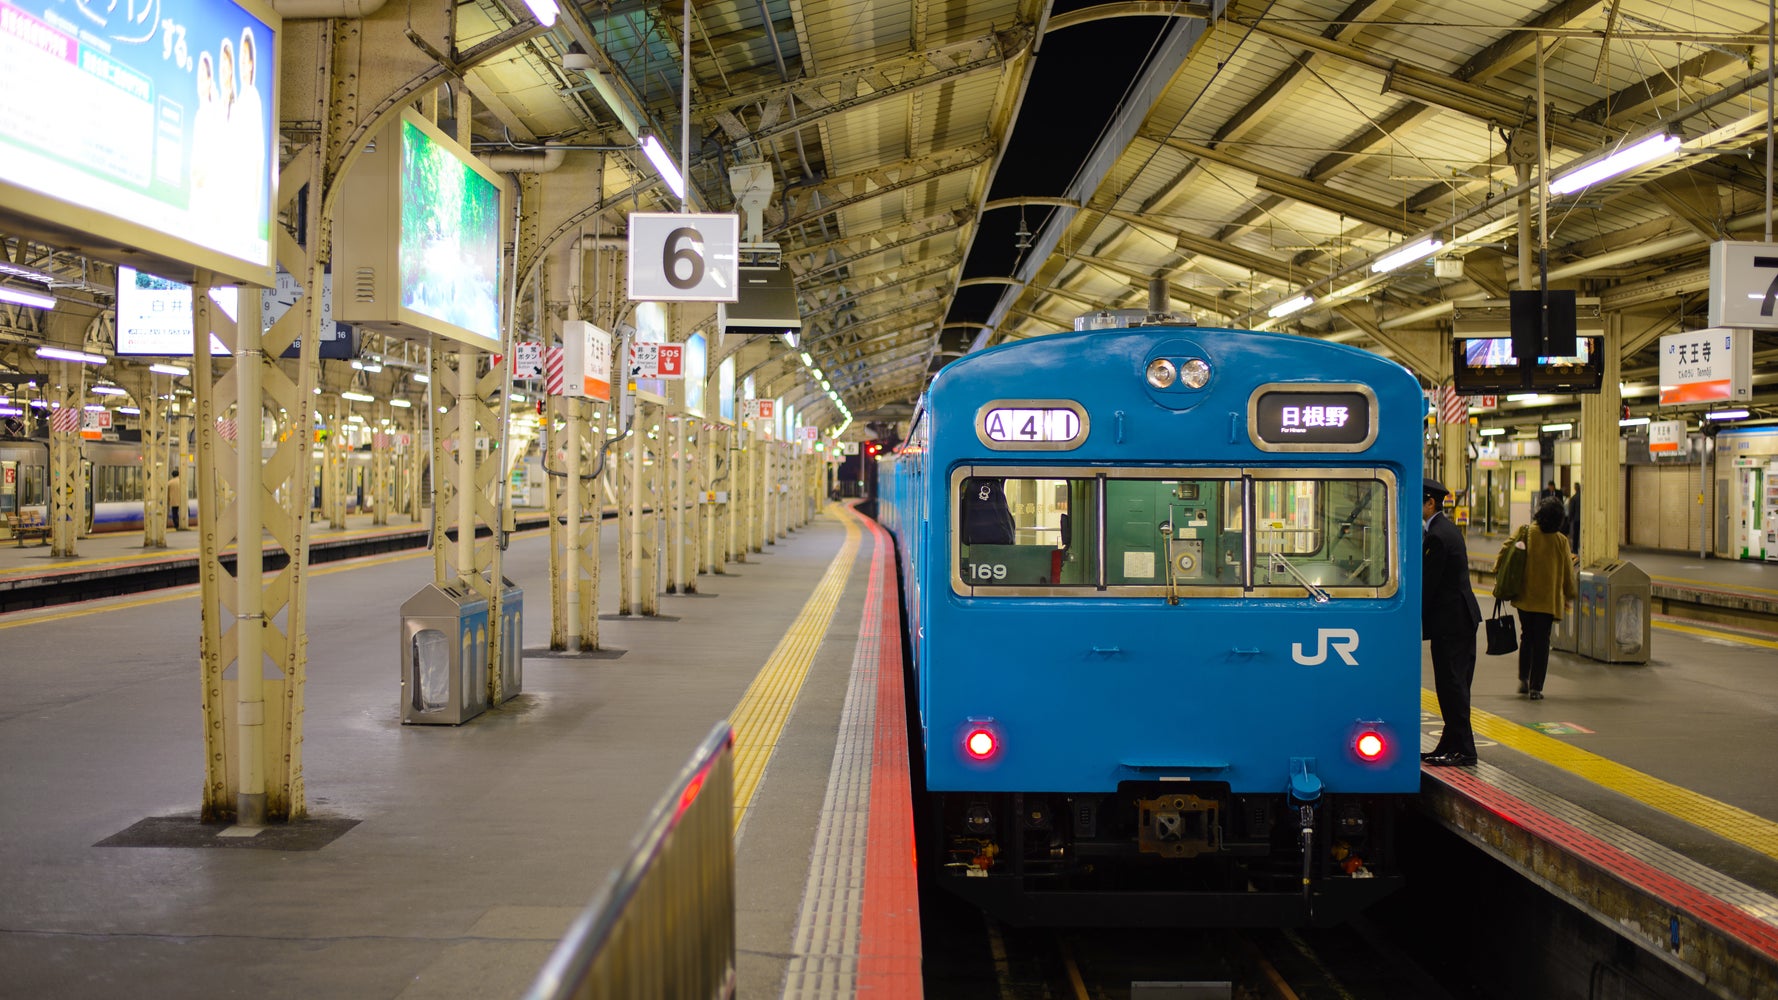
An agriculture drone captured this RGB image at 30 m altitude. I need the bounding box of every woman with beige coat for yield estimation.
[1511,498,1579,699]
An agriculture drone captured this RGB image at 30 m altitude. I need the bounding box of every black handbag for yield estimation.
[1485,599,1518,655]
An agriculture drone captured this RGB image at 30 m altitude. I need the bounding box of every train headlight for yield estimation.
[1354,730,1387,761]
[1180,357,1211,388]
[1145,358,1177,389]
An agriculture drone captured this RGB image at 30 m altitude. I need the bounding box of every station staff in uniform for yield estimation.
[1421,479,1480,766]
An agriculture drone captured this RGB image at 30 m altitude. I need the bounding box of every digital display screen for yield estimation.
[115,266,235,355]
[0,0,276,278]
[1462,337,1592,367]
[116,265,353,357]
[683,332,707,417]
[1253,390,1372,447]
[982,407,1083,445]
[399,117,502,344]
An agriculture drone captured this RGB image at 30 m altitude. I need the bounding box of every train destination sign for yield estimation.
[1249,386,1376,452]
[976,401,1088,450]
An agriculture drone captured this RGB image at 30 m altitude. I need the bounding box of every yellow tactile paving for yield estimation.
[1647,572,1778,599]
[1423,689,1778,861]
[727,505,861,828]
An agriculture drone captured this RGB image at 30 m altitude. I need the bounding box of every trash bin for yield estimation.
[1576,567,1604,660]
[1551,597,1578,653]
[1590,561,1651,664]
[494,576,523,703]
[399,579,491,725]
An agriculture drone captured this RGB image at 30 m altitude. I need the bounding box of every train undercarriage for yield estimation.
[928,781,1405,927]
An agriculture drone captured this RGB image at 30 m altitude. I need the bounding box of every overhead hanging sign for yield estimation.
[627,213,740,302]
[1657,327,1751,406]
[627,342,685,379]
[561,320,612,401]
[1708,241,1778,330]
[1648,420,1685,455]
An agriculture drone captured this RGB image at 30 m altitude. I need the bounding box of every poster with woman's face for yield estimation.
[0,0,276,274]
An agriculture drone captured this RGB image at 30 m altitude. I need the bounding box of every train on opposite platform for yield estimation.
[877,315,1425,927]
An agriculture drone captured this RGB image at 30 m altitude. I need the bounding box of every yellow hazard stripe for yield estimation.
[1423,689,1778,860]
[727,505,861,828]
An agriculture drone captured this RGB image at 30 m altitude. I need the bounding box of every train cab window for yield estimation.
[954,468,1394,598]
[1249,475,1391,593]
[957,475,1087,587]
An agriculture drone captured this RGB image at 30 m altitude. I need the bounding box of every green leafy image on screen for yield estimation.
[398,120,502,340]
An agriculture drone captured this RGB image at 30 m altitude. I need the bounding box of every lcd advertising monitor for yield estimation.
[334,108,506,352]
[1452,336,1603,395]
[116,265,353,357]
[0,0,279,286]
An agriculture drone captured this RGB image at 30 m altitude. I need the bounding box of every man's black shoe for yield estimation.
[1419,751,1444,762]
[1423,752,1477,767]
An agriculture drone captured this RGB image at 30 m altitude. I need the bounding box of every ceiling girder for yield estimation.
[769,140,997,235]
[801,259,961,317]
[1161,137,1424,234]
[1107,210,1298,283]
[702,30,1030,146]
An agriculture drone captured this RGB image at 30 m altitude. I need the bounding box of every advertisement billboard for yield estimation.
[0,0,278,285]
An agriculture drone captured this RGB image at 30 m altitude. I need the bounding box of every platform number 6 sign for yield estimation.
[627,213,741,303]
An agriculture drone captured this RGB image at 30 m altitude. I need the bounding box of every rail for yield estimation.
[523,721,738,1000]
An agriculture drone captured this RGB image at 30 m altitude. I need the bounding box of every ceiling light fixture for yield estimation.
[1541,422,1573,432]
[1478,427,1507,437]
[519,0,558,26]
[1618,416,1650,427]
[149,364,189,377]
[91,385,128,396]
[0,285,56,309]
[641,134,686,200]
[1370,238,1444,274]
[1549,132,1682,196]
[1706,408,1749,421]
[36,346,106,364]
[340,391,376,403]
[1267,294,1314,319]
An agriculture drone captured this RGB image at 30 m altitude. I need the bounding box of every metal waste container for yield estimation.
[1577,562,1650,664]
[400,579,491,724]
[494,576,523,703]
[1551,597,1578,653]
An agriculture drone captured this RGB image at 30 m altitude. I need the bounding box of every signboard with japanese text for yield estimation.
[561,319,611,401]
[511,341,542,379]
[1648,420,1685,455]
[1658,328,1751,406]
[1248,386,1376,452]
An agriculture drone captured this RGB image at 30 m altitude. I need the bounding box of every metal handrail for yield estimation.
[524,721,738,1000]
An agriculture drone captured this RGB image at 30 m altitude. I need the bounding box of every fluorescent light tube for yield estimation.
[1478,427,1507,436]
[1541,422,1572,432]
[83,404,107,413]
[1549,133,1681,195]
[412,372,430,383]
[1706,409,1749,421]
[117,406,141,415]
[641,134,686,200]
[36,346,106,364]
[0,285,55,309]
[389,398,412,408]
[1370,238,1444,274]
[1267,294,1314,319]
[520,0,557,26]
[340,391,376,403]
[149,364,189,376]
[91,385,128,396]
[1618,416,1650,427]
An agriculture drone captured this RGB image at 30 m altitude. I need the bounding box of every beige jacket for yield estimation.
[1511,524,1577,619]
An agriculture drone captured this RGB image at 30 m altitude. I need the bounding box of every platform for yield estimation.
[0,503,916,999]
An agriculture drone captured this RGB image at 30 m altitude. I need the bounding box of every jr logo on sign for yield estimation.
[1291,628,1360,666]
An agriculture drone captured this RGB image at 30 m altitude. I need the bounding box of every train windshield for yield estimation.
[953,469,1394,598]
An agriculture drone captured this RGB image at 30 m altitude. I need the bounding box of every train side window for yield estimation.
[22,464,46,506]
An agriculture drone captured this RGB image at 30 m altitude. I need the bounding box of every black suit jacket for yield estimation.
[1422,511,1482,637]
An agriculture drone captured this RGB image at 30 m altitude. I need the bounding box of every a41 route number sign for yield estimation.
[628,213,740,302]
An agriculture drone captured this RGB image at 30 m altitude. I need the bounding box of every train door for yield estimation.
[81,457,96,534]
[1,460,16,517]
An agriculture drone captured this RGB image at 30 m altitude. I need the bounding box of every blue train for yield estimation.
[877,320,1425,927]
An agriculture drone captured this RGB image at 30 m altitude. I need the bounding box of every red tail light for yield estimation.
[1354,730,1386,761]
[965,728,997,760]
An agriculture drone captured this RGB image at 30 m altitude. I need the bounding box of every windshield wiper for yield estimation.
[1269,551,1330,603]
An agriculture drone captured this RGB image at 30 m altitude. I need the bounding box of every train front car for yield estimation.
[905,324,1423,928]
